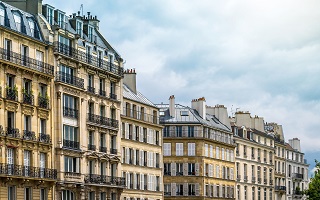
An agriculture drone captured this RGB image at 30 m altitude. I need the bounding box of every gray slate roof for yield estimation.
[123,84,156,107]
[157,104,231,132]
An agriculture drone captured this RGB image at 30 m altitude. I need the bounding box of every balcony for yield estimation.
[293,190,303,197]
[237,175,241,181]
[122,107,159,124]
[63,107,78,119]
[275,186,286,191]
[270,180,273,185]
[23,93,34,105]
[84,174,126,187]
[23,130,36,141]
[87,86,95,94]
[292,173,303,180]
[6,87,18,101]
[63,139,79,150]
[188,171,196,176]
[99,90,106,97]
[99,146,107,153]
[244,176,248,182]
[87,113,119,129]
[55,71,84,89]
[164,171,171,176]
[53,42,124,78]
[39,133,51,144]
[110,148,117,154]
[176,171,183,176]
[88,144,96,151]
[0,163,57,180]
[109,93,117,100]
[252,176,256,183]
[164,192,171,196]
[6,127,20,138]
[38,96,49,109]
[0,47,54,75]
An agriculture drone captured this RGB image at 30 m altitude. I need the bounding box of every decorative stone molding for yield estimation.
[5,101,19,112]
[38,109,49,119]
[22,105,35,116]
[63,87,81,96]
[56,91,61,99]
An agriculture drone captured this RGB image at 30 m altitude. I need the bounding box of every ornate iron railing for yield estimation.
[23,93,34,105]
[88,144,96,151]
[63,139,79,150]
[0,47,53,75]
[84,174,126,186]
[87,113,119,128]
[109,93,117,100]
[38,96,49,109]
[53,42,123,77]
[0,163,57,179]
[63,107,78,118]
[6,127,20,138]
[55,71,84,89]
[23,130,37,141]
[39,133,51,144]
[292,173,303,179]
[110,148,117,154]
[6,88,18,101]
[99,90,106,97]
[87,86,95,94]
[99,146,107,153]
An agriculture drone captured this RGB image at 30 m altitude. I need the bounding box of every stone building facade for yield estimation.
[157,97,236,200]
[120,69,163,200]
[231,112,275,200]
[0,1,56,199]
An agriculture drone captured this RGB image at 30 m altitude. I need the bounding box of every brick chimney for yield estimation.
[169,95,175,117]
[191,97,206,119]
[123,69,137,94]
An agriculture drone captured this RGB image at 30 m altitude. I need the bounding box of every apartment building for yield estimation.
[157,97,236,200]
[0,1,56,199]
[285,138,309,200]
[121,69,163,200]
[231,112,275,200]
[265,123,286,200]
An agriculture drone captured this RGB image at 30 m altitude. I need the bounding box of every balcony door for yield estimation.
[7,148,14,175]
[21,45,28,66]
[24,150,30,176]
[5,39,12,60]
[60,65,74,84]
[40,153,46,178]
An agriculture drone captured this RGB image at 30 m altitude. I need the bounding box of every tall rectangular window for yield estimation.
[24,187,32,200]
[163,143,171,156]
[58,12,65,28]
[176,143,183,156]
[40,188,47,200]
[188,143,195,156]
[76,20,83,36]
[64,156,79,173]
[21,45,28,65]
[8,186,16,200]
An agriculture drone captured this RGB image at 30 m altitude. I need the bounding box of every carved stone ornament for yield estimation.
[57,91,61,99]
[63,87,81,96]
[38,109,49,119]
[5,101,18,112]
[22,105,35,116]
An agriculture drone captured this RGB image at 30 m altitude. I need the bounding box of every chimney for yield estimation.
[191,97,206,119]
[3,0,43,14]
[123,69,137,94]
[169,95,175,117]
[207,104,231,129]
[289,138,301,152]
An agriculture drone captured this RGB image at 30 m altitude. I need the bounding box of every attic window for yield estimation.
[160,111,165,116]
[76,20,83,37]
[180,111,189,116]
[0,6,5,25]
[13,12,21,32]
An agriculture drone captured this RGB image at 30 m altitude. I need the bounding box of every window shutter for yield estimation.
[140,174,144,190]
[230,168,234,180]
[133,173,137,189]
[139,150,142,166]
[208,184,212,197]
[133,149,136,165]
[126,172,129,189]
[132,124,136,140]
[171,162,176,176]
[195,183,200,196]
[195,163,199,176]
[125,123,129,139]
[169,126,176,137]
[171,183,176,196]
[183,183,188,196]
[182,126,188,137]
[147,128,150,144]
[153,152,156,168]
[76,158,80,172]
[220,186,223,197]
[125,148,129,164]
[139,127,143,142]
[183,163,188,176]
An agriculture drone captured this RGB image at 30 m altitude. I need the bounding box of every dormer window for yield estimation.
[13,12,21,32]
[27,18,35,37]
[76,20,83,37]
[88,25,93,42]
[0,6,5,25]
[57,11,65,29]
[47,6,54,25]
[180,111,189,116]
[108,53,114,64]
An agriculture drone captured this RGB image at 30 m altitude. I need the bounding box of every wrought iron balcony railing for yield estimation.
[0,47,54,75]
[23,130,36,141]
[109,93,117,100]
[99,90,106,97]
[6,88,18,101]
[164,171,171,176]
[0,163,57,179]
[87,86,95,94]
[99,146,107,153]
[38,96,49,109]
[88,144,96,151]
[110,148,117,154]
[63,139,79,150]
[53,42,124,77]
[39,133,51,144]
[63,107,78,119]
[55,71,84,89]
[23,93,34,105]
[87,113,119,128]
[6,127,20,138]
[84,174,126,186]
[292,173,304,180]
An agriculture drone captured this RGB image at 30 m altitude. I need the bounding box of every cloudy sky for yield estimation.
[46,0,320,161]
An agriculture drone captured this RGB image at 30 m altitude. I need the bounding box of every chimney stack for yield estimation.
[123,69,137,94]
[191,97,206,119]
[207,104,231,129]
[169,95,175,117]
[289,138,301,152]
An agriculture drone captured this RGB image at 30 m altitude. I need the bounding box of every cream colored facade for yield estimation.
[158,98,235,200]
[0,1,56,199]
[231,112,275,200]
[120,70,163,200]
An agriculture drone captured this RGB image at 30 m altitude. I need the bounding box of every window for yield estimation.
[88,26,93,42]
[216,165,220,178]
[76,20,83,36]
[36,50,44,65]
[99,78,105,95]
[58,11,65,28]
[0,6,5,25]
[46,6,54,25]
[21,45,28,65]
[8,186,16,200]
[40,188,47,200]
[63,94,77,118]
[40,119,46,134]
[163,143,171,156]
[164,163,171,175]
[64,156,79,173]
[40,153,46,178]
[88,191,95,200]
[210,145,213,158]
[188,184,196,195]
[164,184,171,196]
[176,163,183,175]
[216,146,220,159]
[110,81,116,98]
[24,150,31,176]
[188,143,195,156]
[252,187,255,200]
[7,148,14,175]
[62,190,74,200]
[63,125,78,149]
[176,126,182,137]
[25,187,32,200]
[188,163,195,175]
[24,115,31,131]
[176,143,183,156]
[180,111,188,116]
[28,18,35,37]
[176,184,183,196]
[13,12,21,32]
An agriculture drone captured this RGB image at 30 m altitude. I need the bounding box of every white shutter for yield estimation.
[195,183,200,196]
[132,124,136,140]
[183,163,188,176]
[153,152,156,168]
[125,123,129,139]
[133,149,136,165]
[183,183,188,196]
[195,163,199,176]
[171,183,176,196]
[147,128,150,144]
[133,173,137,189]
[139,150,142,166]
[76,158,80,173]
[139,127,143,142]
[171,162,176,176]
[125,148,129,164]
[126,172,129,189]
[140,174,144,190]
